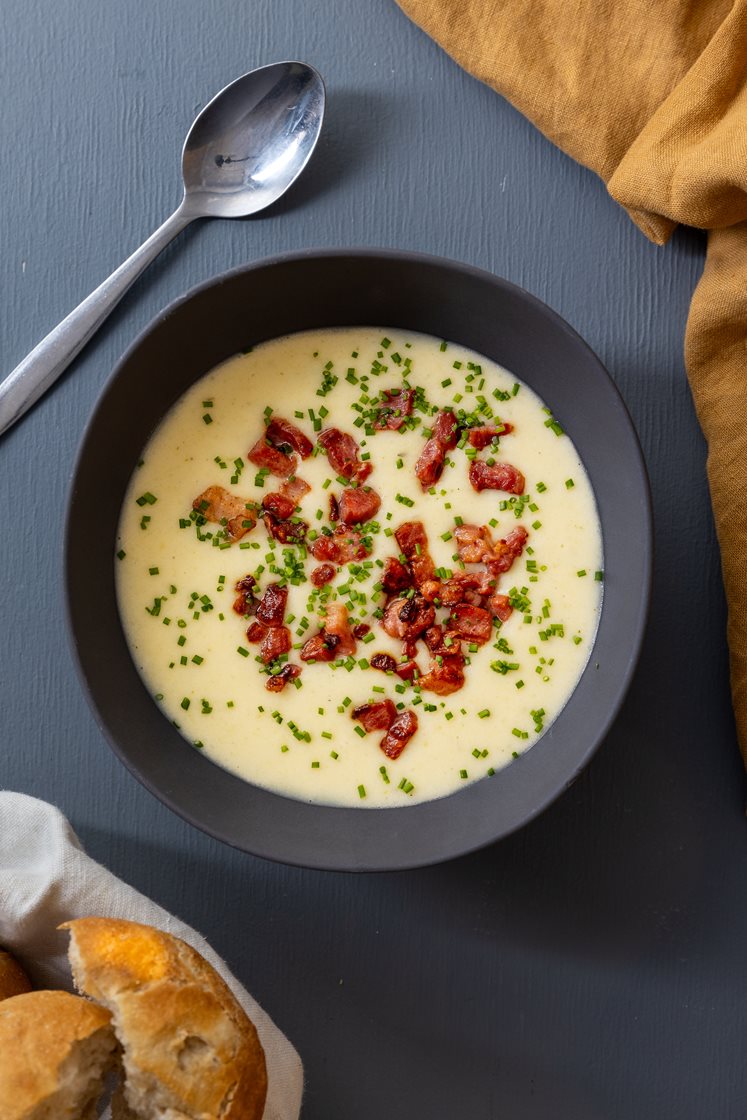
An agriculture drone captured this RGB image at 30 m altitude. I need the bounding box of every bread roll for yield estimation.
[63,917,268,1120]
[0,949,32,1001]
[0,989,116,1120]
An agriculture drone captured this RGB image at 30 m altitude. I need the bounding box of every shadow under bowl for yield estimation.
[65,249,652,871]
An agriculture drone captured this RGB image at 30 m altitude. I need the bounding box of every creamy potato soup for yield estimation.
[116,328,603,808]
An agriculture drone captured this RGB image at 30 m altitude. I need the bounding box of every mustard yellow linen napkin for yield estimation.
[396,0,747,761]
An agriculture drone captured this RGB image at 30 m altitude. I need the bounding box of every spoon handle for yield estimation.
[0,203,194,437]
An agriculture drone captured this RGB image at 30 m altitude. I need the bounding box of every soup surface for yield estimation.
[116,328,603,807]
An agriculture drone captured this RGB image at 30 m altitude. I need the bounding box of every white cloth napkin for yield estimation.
[0,792,303,1120]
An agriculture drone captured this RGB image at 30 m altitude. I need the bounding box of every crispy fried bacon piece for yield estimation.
[247,435,297,478]
[299,632,340,662]
[380,709,418,760]
[374,388,414,431]
[245,620,292,664]
[300,603,357,662]
[317,427,372,483]
[310,563,336,587]
[232,574,257,616]
[309,525,370,565]
[395,520,436,586]
[265,664,302,693]
[381,556,412,594]
[255,583,288,628]
[262,492,296,520]
[468,459,525,495]
[259,625,291,664]
[338,486,381,525]
[454,524,494,564]
[279,475,312,504]
[423,625,462,658]
[370,652,420,681]
[323,603,357,656]
[329,493,339,522]
[489,593,514,622]
[192,486,256,543]
[419,654,466,696]
[352,699,396,732]
[448,604,493,645]
[486,525,528,575]
[414,411,458,489]
[381,594,435,641]
[263,511,308,544]
[265,416,314,458]
[467,423,513,448]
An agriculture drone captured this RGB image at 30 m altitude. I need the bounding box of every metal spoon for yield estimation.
[0,61,325,437]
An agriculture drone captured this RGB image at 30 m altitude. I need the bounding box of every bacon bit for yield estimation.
[448,604,493,645]
[414,410,458,490]
[353,622,370,639]
[394,521,436,585]
[265,416,314,458]
[262,492,296,520]
[486,525,529,575]
[329,493,339,522]
[352,699,396,733]
[309,525,369,564]
[310,563,336,587]
[259,625,291,664]
[265,664,302,692]
[432,409,459,447]
[317,427,372,483]
[246,621,266,643]
[381,594,435,641]
[419,579,442,602]
[441,571,495,605]
[469,459,525,495]
[279,475,311,503]
[370,652,397,673]
[263,511,308,544]
[489,593,513,622]
[380,709,418,759]
[232,574,257,616]
[192,486,256,542]
[424,624,458,657]
[381,556,412,593]
[247,436,297,479]
[394,658,420,682]
[338,486,381,525]
[299,633,340,662]
[323,603,357,656]
[419,654,466,696]
[255,583,288,628]
[374,387,414,430]
[414,437,447,490]
[467,423,513,448]
[454,523,494,564]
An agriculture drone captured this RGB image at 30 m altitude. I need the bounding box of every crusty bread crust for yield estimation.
[0,949,32,1001]
[0,989,115,1120]
[62,917,268,1120]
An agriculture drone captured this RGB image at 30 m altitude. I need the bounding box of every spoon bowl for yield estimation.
[0,62,325,436]
[182,62,325,218]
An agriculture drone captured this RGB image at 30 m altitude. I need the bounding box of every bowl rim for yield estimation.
[65,246,653,871]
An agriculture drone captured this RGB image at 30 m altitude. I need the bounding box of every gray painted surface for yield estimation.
[1,1,744,1116]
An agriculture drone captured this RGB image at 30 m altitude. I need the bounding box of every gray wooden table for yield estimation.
[2,2,745,1116]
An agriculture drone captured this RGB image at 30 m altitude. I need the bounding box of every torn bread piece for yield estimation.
[0,948,33,1000]
[62,917,268,1120]
[0,988,116,1120]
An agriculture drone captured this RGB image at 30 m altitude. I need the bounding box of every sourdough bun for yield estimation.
[0,949,32,1000]
[0,989,116,1120]
[62,917,268,1120]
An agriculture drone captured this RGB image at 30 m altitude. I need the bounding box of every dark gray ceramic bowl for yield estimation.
[66,249,651,871]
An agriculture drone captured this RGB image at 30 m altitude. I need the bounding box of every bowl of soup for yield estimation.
[65,249,651,870]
